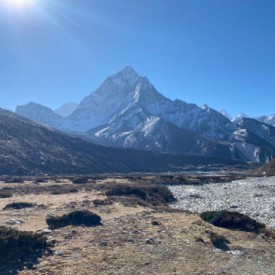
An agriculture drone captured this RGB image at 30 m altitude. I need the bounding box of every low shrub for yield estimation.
[46,210,102,229]
[0,191,12,198]
[0,226,50,273]
[3,202,36,210]
[72,177,89,184]
[209,232,230,251]
[4,177,24,183]
[33,178,47,184]
[201,211,266,233]
[106,186,146,199]
[68,188,78,193]
[105,184,176,206]
[1,187,14,191]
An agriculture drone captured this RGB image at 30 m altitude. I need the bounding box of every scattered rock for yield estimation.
[54,250,65,256]
[195,237,205,243]
[169,177,275,229]
[145,238,161,245]
[43,229,53,235]
[227,250,242,255]
[6,218,24,225]
[100,241,108,246]
[132,229,142,234]
[146,238,155,245]
[151,220,161,226]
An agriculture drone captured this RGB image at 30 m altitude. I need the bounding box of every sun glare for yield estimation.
[6,0,35,9]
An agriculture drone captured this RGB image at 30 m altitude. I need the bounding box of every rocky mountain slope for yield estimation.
[257,114,275,127]
[16,66,275,163]
[55,102,79,117]
[0,109,242,175]
[87,116,235,159]
[256,158,275,176]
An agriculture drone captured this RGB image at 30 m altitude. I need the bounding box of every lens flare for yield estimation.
[6,0,35,9]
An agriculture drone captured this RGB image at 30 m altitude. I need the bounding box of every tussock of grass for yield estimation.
[93,199,113,207]
[46,210,102,229]
[72,177,89,184]
[4,177,25,183]
[0,226,50,273]
[105,184,176,206]
[209,231,230,251]
[3,202,36,210]
[201,211,266,233]
[33,178,48,184]
[0,190,12,198]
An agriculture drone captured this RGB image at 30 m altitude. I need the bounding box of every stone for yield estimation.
[100,241,108,246]
[151,220,160,226]
[145,238,155,245]
[54,250,65,256]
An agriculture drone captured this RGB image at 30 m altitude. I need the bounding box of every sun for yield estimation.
[6,0,35,9]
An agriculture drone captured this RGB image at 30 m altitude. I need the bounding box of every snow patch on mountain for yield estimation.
[257,114,275,127]
[234,142,260,163]
[219,109,232,120]
[232,129,248,141]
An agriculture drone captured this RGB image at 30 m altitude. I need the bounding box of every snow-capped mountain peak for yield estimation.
[115,65,139,82]
[232,112,250,122]
[15,66,275,163]
[219,109,232,120]
[98,66,140,92]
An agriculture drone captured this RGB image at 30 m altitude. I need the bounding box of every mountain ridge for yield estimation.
[15,66,275,163]
[0,108,244,175]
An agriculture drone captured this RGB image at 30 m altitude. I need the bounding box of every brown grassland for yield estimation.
[0,175,274,275]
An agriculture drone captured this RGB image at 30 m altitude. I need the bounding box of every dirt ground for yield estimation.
[0,177,274,275]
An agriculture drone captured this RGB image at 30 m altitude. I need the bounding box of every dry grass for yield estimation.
[0,176,274,275]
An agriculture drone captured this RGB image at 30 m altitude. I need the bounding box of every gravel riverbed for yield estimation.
[169,176,275,229]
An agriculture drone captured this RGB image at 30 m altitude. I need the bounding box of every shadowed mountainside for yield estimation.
[0,109,244,175]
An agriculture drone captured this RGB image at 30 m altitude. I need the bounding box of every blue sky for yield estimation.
[0,0,274,117]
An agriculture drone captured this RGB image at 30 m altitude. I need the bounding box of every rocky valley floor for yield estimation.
[0,175,274,275]
[169,176,275,229]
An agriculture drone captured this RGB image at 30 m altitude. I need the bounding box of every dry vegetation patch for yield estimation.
[201,210,266,233]
[104,183,176,206]
[0,190,13,198]
[3,202,36,210]
[46,210,102,229]
[0,176,274,274]
[0,226,51,274]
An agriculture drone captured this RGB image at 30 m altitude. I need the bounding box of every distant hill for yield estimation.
[0,109,243,176]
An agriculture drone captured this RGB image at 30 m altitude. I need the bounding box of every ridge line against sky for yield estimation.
[0,0,275,117]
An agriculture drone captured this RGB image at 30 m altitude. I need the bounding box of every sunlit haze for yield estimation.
[4,0,34,9]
